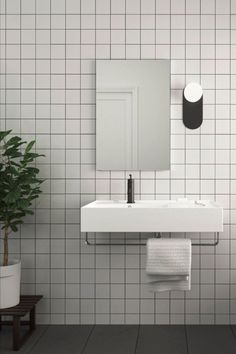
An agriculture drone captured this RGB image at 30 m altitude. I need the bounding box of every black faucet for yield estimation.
[127,174,135,203]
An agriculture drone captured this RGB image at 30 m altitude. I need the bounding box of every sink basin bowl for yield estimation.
[81,200,223,233]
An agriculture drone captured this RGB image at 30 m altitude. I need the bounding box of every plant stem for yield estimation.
[3,227,9,266]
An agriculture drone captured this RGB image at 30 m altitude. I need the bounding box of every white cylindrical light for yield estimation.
[184,82,203,103]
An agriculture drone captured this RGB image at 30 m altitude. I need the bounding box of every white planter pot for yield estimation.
[0,260,21,309]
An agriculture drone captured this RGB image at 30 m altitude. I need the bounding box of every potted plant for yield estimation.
[0,130,44,308]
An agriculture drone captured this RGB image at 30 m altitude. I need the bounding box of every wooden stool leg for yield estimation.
[13,316,21,351]
[30,306,35,331]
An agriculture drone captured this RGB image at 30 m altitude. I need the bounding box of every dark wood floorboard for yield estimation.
[29,325,93,354]
[230,325,236,340]
[2,325,236,354]
[82,325,138,354]
[186,325,236,354]
[0,325,48,354]
[135,325,188,354]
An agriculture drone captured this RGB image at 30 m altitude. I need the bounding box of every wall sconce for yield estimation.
[183,82,203,129]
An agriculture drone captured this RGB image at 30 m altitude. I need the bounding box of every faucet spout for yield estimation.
[127,174,135,203]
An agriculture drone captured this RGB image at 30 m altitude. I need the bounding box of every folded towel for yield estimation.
[146,238,192,292]
[146,273,191,292]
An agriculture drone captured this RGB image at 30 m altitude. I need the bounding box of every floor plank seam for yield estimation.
[184,325,190,354]
[27,325,50,354]
[229,325,236,343]
[80,325,95,354]
[134,325,140,354]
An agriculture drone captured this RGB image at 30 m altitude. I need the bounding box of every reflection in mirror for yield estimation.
[96,60,170,171]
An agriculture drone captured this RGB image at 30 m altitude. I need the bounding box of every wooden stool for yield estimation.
[0,295,42,351]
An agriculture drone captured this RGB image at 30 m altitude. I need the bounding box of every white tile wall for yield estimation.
[1,0,236,324]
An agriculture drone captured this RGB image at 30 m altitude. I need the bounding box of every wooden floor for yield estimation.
[1,325,236,354]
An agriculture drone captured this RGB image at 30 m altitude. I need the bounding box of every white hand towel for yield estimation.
[146,238,192,292]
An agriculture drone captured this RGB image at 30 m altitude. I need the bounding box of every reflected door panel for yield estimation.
[96,60,170,171]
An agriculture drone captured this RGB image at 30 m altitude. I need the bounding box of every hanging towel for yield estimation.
[146,238,192,292]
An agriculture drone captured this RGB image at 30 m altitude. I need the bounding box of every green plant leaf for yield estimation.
[0,130,11,142]
[3,148,23,158]
[3,189,20,204]
[24,209,34,215]
[26,167,40,174]
[16,199,30,209]
[10,224,18,232]
[9,161,21,167]
[4,136,24,147]
[24,152,44,161]
[25,140,35,154]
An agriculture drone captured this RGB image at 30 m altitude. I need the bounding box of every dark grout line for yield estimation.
[184,325,190,354]
[134,325,140,354]
[80,325,95,354]
[28,325,50,354]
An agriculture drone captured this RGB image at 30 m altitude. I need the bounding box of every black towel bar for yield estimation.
[84,232,219,247]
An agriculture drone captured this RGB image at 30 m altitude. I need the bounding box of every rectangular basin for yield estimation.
[81,200,223,233]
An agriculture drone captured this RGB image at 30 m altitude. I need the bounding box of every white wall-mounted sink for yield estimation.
[81,200,223,233]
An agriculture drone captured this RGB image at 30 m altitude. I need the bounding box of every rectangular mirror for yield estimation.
[96,60,170,171]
